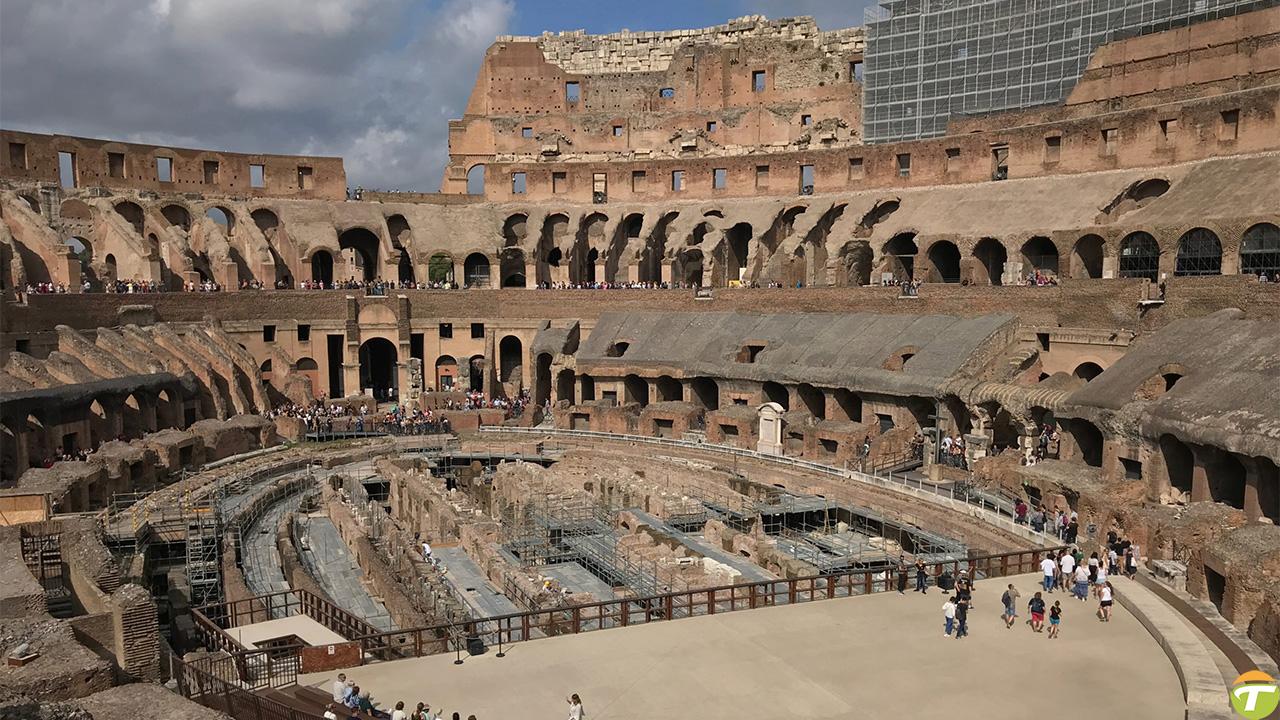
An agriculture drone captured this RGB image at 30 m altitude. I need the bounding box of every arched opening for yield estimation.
[1174,228,1221,276]
[122,393,145,437]
[833,389,862,422]
[1071,235,1105,279]
[434,354,458,391]
[386,214,411,249]
[1159,435,1193,499]
[251,208,279,236]
[762,381,789,410]
[398,249,415,284]
[464,253,491,288]
[690,377,719,411]
[296,357,319,396]
[1208,452,1246,509]
[358,338,398,400]
[498,336,523,387]
[724,222,752,285]
[1066,419,1103,468]
[338,227,381,282]
[114,201,145,234]
[675,248,704,286]
[425,253,452,284]
[1119,232,1160,281]
[656,375,682,403]
[623,374,650,407]
[468,355,485,393]
[310,250,334,286]
[502,214,528,247]
[883,233,917,281]
[161,204,191,231]
[1240,223,1279,278]
[605,341,630,358]
[500,248,526,287]
[206,206,235,235]
[926,241,961,283]
[1021,236,1059,277]
[1073,362,1104,381]
[837,241,873,287]
[580,374,596,402]
[1255,457,1278,523]
[103,254,118,284]
[556,369,576,404]
[796,383,825,418]
[65,237,95,284]
[259,359,273,384]
[535,353,553,406]
[466,164,486,195]
[973,238,1007,285]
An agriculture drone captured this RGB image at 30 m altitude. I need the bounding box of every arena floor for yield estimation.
[300,573,1186,719]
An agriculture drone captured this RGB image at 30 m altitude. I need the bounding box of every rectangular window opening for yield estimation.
[755,165,769,189]
[1101,128,1118,157]
[671,170,685,192]
[659,87,675,99]
[801,114,812,126]
[1219,109,1239,141]
[552,171,566,194]
[896,153,911,178]
[249,163,265,188]
[470,323,484,339]
[107,152,126,179]
[263,325,276,343]
[612,125,623,137]
[521,126,533,138]
[58,151,77,188]
[1044,136,1061,163]
[848,157,864,179]
[157,156,173,183]
[297,165,313,189]
[203,160,219,185]
[9,142,27,170]
[752,70,766,92]
[712,168,727,190]
[850,60,863,81]
[1159,118,1178,144]
[1036,332,1051,352]
[706,121,717,132]
[439,323,453,339]
[565,81,580,104]
[1120,458,1143,480]
[511,172,527,194]
[799,164,814,194]
[631,170,646,192]
[297,324,311,343]
[592,172,607,203]
[944,147,960,173]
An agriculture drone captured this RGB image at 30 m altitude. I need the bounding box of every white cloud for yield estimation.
[0,0,515,190]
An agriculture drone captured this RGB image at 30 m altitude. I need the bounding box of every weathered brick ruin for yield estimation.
[1,6,1279,719]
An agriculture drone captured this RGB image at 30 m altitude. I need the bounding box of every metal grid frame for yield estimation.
[861,0,1280,144]
[1174,227,1224,276]
[1241,222,1280,278]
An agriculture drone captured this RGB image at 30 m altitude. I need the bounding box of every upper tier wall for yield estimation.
[0,130,347,201]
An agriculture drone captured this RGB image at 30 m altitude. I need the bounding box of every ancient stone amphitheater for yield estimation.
[1,8,1278,720]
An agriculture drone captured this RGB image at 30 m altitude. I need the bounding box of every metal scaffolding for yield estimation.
[861,0,1280,143]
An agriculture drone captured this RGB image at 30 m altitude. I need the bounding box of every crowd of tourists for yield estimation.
[441,389,533,419]
[296,278,467,293]
[534,280,696,290]
[327,673,586,720]
[938,433,967,468]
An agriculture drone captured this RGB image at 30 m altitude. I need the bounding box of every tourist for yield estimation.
[1098,581,1114,622]
[1028,591,1046,632]
[566,694,585,720]
[1040,551,1056,592]
[1058,548,1075,591]
[942,595,957,636]
[1125,547,1139,578]
[954,595,970,639]
[1094,558,1109,598]
[1072,563,1090,601]
[1087,551,1100,584]
[324,703,339,720]
[1048,600,1063,639]
[896,557,909,594]
[393,701,409,720]
[414,703,438,720]
[955,569,973,608]
[914,559,928,593]
[332,673,350,703]
[1014,498,1028,525]
[1000,583,1020,629]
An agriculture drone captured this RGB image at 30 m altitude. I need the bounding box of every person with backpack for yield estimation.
[1000,584,1020,628]
[1048,600,1063,639]
[1028,591,1047,632]
[914,559,929,594]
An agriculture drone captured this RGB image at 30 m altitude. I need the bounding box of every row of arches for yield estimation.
[880,223,1280,284]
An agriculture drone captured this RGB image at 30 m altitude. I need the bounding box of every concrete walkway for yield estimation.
[301,573,1185,720]
[297,514,395,631]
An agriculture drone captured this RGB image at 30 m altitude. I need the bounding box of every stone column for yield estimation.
[661,260,673,285]
[524,261,537,288]
[1239,456,1264,523]
[1190,445,1212,503]
[452,258,465,287]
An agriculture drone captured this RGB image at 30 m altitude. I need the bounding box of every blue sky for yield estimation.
[0,0,877,190]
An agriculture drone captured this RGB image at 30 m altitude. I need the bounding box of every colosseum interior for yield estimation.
[1,6,1279,720]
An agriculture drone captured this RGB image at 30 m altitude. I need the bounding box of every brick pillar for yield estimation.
[1239,456,1264,523]
[1190,445,1212,503]
[661,260,673,285]
[524,261,537,288]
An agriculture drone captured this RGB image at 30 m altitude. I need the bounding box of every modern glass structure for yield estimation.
[861,0,1280,143]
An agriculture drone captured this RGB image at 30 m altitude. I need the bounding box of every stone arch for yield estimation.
[386,214,411,249]
[469,354,486,392]
[1174,228,1221,276]
[834,241,872,287]
[854,198,900,237]
[690,377,719,410]
[761,381,789,410]
[427,252,453,284]
[1119,232,1160,281]
[1071,234,1105,279]
[114,201,145,234]
[397,248,415,284]
[723,222,752,285]
[498,335,523,386]
[500,248,526,287]
[1099,177,1170,220]
[1073,362,1104,381]
[797,383,825,419]
[925,240,960,283]
[534,353,553,405]
[1207,451,1246,509]
[206,206,235,236]
[1239,223,1279,278]
[882,233,917,281]
[623,374,650,407]
[160,204,191,231]
[784,244,806,287]
[296,357,320,396]
[434,354,458,391]
[570,213,604,284]
[18,194,40,214]
[555,368,575,404]
[502,213,528,247]
[464,252,491,288]
[1159,435,1193,499]
[833,388,862,422]
[310,249,334,286]
[1065,418,1103,468]
[103,253,118,284]
[1021,236,1059,277]
[250,208,279,236]
[466,164,485,194]
[338,227,381,282]
[673,247,704,286]
[655,375,681,402]
[538,213,571,286]
[358,337,398,399]
[972,238,1007,285]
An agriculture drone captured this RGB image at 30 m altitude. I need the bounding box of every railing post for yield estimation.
[707,589,716,615]
[620,600,629,628]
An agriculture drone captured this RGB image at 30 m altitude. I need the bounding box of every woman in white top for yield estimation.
[1098,581,1114,622]
[567,693,585,720]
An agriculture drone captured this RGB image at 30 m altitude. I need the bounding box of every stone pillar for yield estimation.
[524,261,537,288]
[594,260,607,284]
[218,260,238,292]
[661,260,673,285]
[1101,254,1118,279]
[64,256,82,292]
[1190,445,1212,503]
[757,403,784,456]
[1239,456,1264,523]
[626,263,640,283]
[452,258,465,287]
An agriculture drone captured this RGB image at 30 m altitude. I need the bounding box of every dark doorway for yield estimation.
[312,250,334,286]
[326,335,344,398]
[359,338,398,400]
